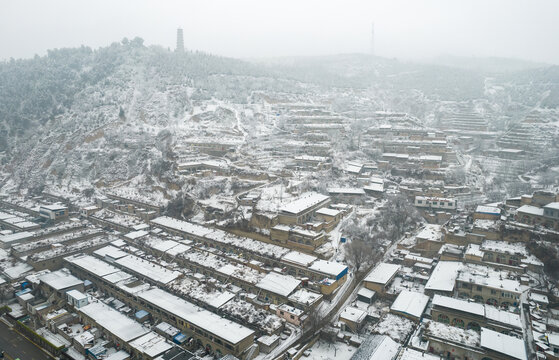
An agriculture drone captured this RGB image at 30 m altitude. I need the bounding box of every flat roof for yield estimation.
[279,193,329,215]
[65,254,121,277]
[399,348,440,360]
[517,205,544,216]
[416,224,442,242]
[94,245,128,260]
[40,204,68,211]
[151,216,213,238]
[340,306,367,323]
[425,261,462,293]
[544,202,559,210]
[364,183,384,192]
[364,263,400,285]
[281,251,317,267]
[432,295,484,317]
[38,269,82,291]
[125,230,149,240]
[0,231,35,244]
[309,260,348,278]
[138,287,254,345]
[256,272,301,298]
[480,328,527,360]
[79,301,149,342]
[115,255,181,285]
[476,205,501,215]
[129,331,173,358]
[327,188,365,195]
[315,207,342,217]
[484,305,522,329]
[357,287,376,299]
[66,289,87,301]
[390,290,429,319]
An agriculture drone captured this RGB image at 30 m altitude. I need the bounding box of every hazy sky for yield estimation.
[1,0,558,64]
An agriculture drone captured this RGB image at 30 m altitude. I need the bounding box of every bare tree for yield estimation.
[378,194,423,242]
[345,238,376,274]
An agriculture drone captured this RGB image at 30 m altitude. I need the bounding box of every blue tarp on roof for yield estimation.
[135,309,149,319]
[173,333,187,344]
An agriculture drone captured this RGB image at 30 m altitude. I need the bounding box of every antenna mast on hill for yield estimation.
[176,28,185,52]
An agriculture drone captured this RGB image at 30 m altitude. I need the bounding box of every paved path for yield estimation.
[0,319,53,360]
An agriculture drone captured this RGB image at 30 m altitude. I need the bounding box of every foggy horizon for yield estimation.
[2,0,559,65]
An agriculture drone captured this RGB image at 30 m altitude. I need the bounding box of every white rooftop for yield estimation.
[65,254,121,277]
[0,231,35,244]
[279,192,329,215]
[66,289,87,301]
[517,205,544,216]
[399,348,440,360]
[79,301,149,342]
[125,230,149,240]
[40,204,68,211]
[415,224,442,242]
[480,327,527,360]
[256,271,301,298]
[38,269,82,291]
[94,245,128,260]
[432,295,484,317]
[390,290,429,319]
[281,251,317,267]
[544,202,559,210]
[308,260,347,278]
[315,207,342,217]
[115,255,181,285]
[138,287,254,345]
[129,331,173,358]
[151,216,213,238]
[364,263,400,285]
[425,261,462,293]
[340,306,367,323]
[476,205,501,215]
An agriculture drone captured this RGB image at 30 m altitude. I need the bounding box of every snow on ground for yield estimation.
[304,339,357,360]
[372,313,415,343]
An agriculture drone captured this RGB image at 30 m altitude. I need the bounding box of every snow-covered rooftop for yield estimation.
[308,260,348,278]
[279,192,329,215]
[340,306,367,323]
[115,255,181,285]
[129,331,173,358]
[38,269,82,291]
[315,207,342,217]
[94,245,128,260]
[432,294,484,317]
[65,254,121,277]
[281,251,317,267]
[137,287,254,345]
[79,301,149,342]
[256,271,301,298]
[415,224,442,242]
[517,205,544,216]
[544,202,559,210]
[390,290,429,319]
[476,205,501,215]
[364,263,400,285]
[424,261,462,293]
[480,327,527,360]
